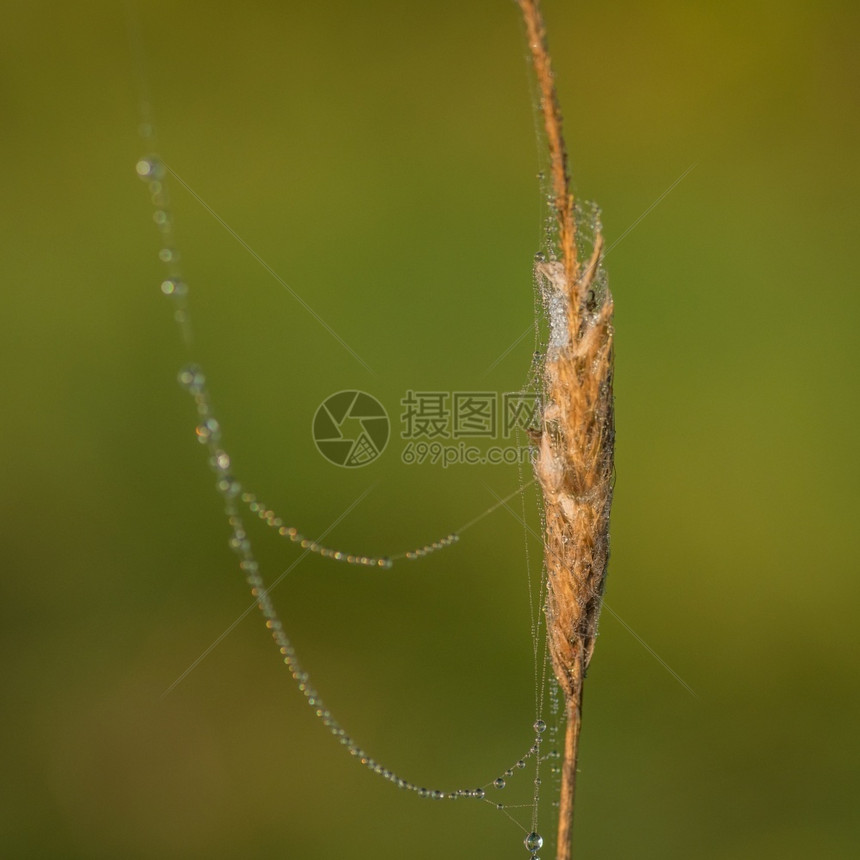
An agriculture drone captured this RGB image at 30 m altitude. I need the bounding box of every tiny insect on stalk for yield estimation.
[516,1,615,857]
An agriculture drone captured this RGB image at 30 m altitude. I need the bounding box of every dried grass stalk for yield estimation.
[516,2,615,857]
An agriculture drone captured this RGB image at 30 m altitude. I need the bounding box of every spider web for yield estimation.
[133,104,557,860]
[126,6,574,854]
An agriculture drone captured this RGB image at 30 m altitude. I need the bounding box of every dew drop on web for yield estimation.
[177,365,205,392]
[195,418,220,444]
[524,831,543,853]
[160,278,187,297]
[135,156,163,180]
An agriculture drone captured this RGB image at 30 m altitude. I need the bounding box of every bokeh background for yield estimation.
[2,1,858,857]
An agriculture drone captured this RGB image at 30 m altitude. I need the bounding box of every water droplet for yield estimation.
[524,831,543,852]
[516,759,526,769]
[418,788,429,798]
[177,364,205,393]
[136,157,164,180]
[493,777,506,789]
[229,535,250,555]
[216,477,241,498]
[196,418,220,444]
[473,788,485,799]
[158,247,177,263]
[534,719,547,733]
[209,450,231,472]
[161,278,187,297]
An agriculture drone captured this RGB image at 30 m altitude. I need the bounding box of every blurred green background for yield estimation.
[2,1,858,857]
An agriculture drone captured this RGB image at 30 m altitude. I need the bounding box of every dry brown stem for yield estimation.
[517,0,579,313]
[516,2,615,858]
